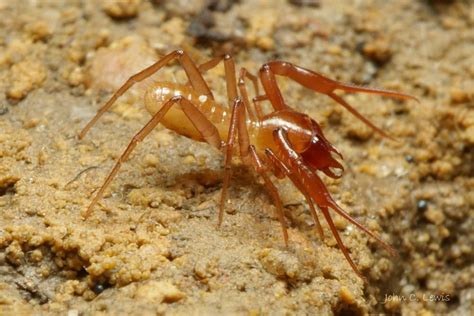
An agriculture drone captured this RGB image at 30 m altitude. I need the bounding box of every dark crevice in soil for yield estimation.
[0,178,18,196]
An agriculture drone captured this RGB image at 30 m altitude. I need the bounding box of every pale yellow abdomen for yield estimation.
[144,81,231,142]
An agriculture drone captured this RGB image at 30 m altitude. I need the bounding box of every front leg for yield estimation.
[218,97,288,245]
[259,61,418,139]
[219,98,243,226]
[264,149,325,241]
[271,128,397,278]
[247,145,288,246]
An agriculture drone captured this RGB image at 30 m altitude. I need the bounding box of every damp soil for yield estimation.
[0,0,473,315]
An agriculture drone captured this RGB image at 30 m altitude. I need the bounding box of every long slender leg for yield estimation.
[83,95,222,219]
[238,68,259,121]
[273,128,396,253]
[263,152,285,179]
[259,64,286,110]
[271,128,396,276]
[198,58,260,100]
[196,56,260,227]
[265,149,325,241]
[79,50,213,139]
[197,54,238,106]
[219,98,243,226]
[236,93,251,162]
[263,61,418,100]
[269,130,361,272]
[251,95,268,118]
[239,68,259,96]
[326,92,395,140]
[319,206,364,279]
[259,61,418,137]
[323,197,397,257]
[219,96,288,244]
[248,146,288,246]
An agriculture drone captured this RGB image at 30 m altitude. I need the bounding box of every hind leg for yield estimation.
[79,50,214,139]
[83,95,222,219]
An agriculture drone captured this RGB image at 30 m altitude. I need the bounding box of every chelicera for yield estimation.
[79,50,416,278]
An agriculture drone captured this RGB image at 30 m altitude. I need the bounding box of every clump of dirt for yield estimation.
[0,0,472,315]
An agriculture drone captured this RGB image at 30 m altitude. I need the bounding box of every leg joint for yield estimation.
[234,97,243,106]
[260,64,270,73]
[170,95,183,102]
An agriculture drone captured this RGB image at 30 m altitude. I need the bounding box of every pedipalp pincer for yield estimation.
[79,50,417,279]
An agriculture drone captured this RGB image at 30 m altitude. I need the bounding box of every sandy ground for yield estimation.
[0,0,473,315]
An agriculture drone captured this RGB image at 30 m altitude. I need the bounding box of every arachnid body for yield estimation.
[79,50,416,278]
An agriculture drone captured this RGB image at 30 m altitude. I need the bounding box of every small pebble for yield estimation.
[93,283,106,294]
[362,38,392,64]
[7,59,47,100]
[450,87,472,104]
[339,286,355,304]
[134,280,185,303]
[183,155,197,165]
[103,0,142,19]
[424,208,445,225]
[258,248,300,279]
[25,20,52,41]
[67,67,85,87]
[405,155,414,163]
[417,199,428,212]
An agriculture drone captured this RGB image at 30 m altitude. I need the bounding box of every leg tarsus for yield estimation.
[328,201,398,257]
[248,146,288,246]
[218,98,243,227]
[310,203,325,241]
[320,206,366,281]
[82,97,180,219]
[271,128,394,280]
[327,92,396,140]
[264,148,325,241]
